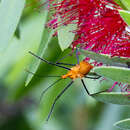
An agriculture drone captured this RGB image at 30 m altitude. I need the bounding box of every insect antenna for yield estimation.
[25,69,61,78]
[29,51,70,70]
[55,50,74,63]
[55,47,79,66]
[46,81,74,121]
[55,49,76,66]
[39,78,62,103]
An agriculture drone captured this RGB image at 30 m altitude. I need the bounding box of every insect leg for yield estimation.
[46,81,74,121]
[81,79,107,96]
[85,75,101,79]
[29,51,70,70]
[55,50,76,66]
[56,51,73,63]
[81,79,90,95]
[76,48,79,64]
[90,89,108,96]
[39,78,62,103]
[56,62,75,66]
[25,69,61,78]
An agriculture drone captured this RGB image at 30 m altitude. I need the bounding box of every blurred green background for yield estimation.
[0,0,129,130]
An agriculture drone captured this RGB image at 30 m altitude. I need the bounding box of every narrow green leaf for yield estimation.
[93,92,130,105]
[58,22,77,51]
[25,29,54,86]
[114,118,130,130]
[94,66,130,84]
[120,0,130,10]
[119,10,130,25]
[0,0,25,52]
[24,10,49,86]
[79,49,130,67]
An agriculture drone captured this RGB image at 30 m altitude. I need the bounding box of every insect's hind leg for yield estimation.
[46,81,74,121]
[81,79,107,96]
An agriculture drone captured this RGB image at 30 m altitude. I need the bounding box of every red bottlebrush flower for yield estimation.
[47,0,130,58]
[46,0,130,98]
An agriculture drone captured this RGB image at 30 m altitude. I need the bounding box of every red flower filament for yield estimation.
[48,0,130,57]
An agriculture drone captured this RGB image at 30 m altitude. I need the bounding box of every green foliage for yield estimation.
[114,0,130,25]
[0,0,129,130]
[25,11,49,86]
[114,0,128,9]
[120,0,130,10]
[58,21,77,51]
[93,92,130,105]
[0,0,25,52]
[119,10,130,25]
[93,66,130,84]
[79,49,129,67]
[114,118,130,130]
[114,0,130,10]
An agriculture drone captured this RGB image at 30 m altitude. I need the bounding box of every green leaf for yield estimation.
[0,0,25,52]
[119,10,130,25]
[114,118,130,130]
[92,92,130,105]
[25,12,51,86]
[94,66,130,84]
[120,0,130,10]
[114,0,128,10]
[0,11,49,101]
[25,30,53,86]
[79,49,130,67]
[58,22,77,51]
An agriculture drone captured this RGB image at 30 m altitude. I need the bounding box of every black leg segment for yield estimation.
[81,79,107,96]
[25,69,61,78]
[85,76,101,79]
[29,51,70,70]
[76,48,79,64]
[81,79,90,95]
[46,81,74,121]
[39,78,62,103]
[56,62,75,66]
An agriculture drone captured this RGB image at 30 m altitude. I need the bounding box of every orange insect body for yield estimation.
[61,61,93,79]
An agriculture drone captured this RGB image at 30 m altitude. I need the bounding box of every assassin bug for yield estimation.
[29,49,103,121]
